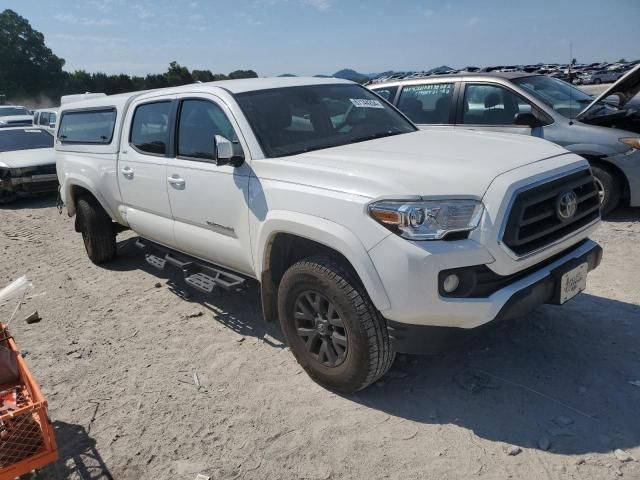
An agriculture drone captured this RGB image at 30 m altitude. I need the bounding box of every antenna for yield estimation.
[569,43,574,125]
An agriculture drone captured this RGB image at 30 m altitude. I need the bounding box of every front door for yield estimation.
[118,95,176,247]
[456,83,538,137]
[165,95,254,276]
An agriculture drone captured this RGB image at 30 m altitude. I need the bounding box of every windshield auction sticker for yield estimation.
[350,99,385,109]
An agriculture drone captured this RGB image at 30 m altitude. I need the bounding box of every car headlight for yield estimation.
[620,137,640,150]
[368,199,484,240]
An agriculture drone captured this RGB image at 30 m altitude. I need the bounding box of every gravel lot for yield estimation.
[1,195,639,480]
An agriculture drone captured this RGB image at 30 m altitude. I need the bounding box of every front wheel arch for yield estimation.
[580,156,629,203]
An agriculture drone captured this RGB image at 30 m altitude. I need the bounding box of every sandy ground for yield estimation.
[1,195,639,480]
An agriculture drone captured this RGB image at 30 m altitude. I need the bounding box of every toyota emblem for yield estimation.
[556,190,578,221]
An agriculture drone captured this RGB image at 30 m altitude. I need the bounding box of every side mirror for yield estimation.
[514,112,544,128]
[49,123,56,129]
[213,135,244,167]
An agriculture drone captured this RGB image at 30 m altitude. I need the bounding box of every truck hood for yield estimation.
[0,148,56,169]
[577,64,640,120]
[254,129,568,199]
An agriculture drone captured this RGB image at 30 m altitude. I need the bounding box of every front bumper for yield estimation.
[384,241,602,354]
[606,149,640,207]
[0,166,58,195]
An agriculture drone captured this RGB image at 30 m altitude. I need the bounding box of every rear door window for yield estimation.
[130,101,172,155]
[58,109,117,144]
[397,83,455,124]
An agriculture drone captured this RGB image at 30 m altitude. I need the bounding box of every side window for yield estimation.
[50,112,57,125]
[371,86,398,103]
[33,112,40,124]
[177,99,239,161]
[462,84,534,125]
[397,83,454,124]
[59,109,116,144]
[130,101,172,155]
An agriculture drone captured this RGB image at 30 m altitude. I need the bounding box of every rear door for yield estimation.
[395,82,458,131]
[164,94,254,276]
[118,94,176,247]
[456,82,539,137]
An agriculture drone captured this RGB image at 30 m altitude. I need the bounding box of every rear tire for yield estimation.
[591,164,621,216]
[76,196,117,264]
[278,255,395,393]
[594,78,602,85]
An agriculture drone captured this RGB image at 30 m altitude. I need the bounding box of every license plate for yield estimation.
[559,263,588,304]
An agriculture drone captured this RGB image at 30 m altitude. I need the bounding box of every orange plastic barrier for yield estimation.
[0,324,58,480]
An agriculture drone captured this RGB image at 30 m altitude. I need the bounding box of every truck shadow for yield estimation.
[106,236,286,348]
[603,206,640,222]
[349,293,640,455]
[105,236,639,455]
[0,193,57,210]
[34,421,113,480]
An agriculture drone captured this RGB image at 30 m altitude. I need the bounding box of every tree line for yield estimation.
[0,9,257,106]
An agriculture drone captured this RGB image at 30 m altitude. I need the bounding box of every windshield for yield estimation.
[0,107,30,117]
[513,75,619,119]
[0,129,53,152]
[235,84,416,158]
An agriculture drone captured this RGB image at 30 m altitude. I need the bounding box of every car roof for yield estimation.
[197,76,352,93]
[59,77,355,113]
[369,71,537,88]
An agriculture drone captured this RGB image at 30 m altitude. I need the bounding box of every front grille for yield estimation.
[502,169,600,256]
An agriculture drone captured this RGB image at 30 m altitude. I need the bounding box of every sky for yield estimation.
[4,0,640,77]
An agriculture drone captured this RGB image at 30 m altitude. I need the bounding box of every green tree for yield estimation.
[0,9,65,100]
[192,69,216,83]
[165,61,193,86]
[228,69,258,79]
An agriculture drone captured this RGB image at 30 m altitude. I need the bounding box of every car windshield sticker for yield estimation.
[350,99,385,109]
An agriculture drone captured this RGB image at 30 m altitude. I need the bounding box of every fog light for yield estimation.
[442,274,460,293]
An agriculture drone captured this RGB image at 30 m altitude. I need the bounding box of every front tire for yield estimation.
[591,164,621,216]
[278,255,394,393]
[76,196,117,264]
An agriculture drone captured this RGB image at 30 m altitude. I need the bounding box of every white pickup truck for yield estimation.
[56,77,602,392]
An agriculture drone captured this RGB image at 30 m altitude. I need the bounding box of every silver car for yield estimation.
[369,66,640,214]
[583,69,625,85]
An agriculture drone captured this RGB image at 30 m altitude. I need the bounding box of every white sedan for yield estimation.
[0,106,34,127]
[0,127,57,203]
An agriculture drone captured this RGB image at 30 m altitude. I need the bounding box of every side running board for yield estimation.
[135,239,245,292]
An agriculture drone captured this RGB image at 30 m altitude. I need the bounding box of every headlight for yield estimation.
[620,138,640,150]
[368,199,484,240]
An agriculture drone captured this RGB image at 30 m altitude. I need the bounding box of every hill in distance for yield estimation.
[276,66,455,82]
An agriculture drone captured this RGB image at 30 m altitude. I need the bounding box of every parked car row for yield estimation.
[370,61,639,86]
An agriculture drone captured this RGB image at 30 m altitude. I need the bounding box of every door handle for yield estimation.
[167,175,186,188]
[121,166,134,179]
